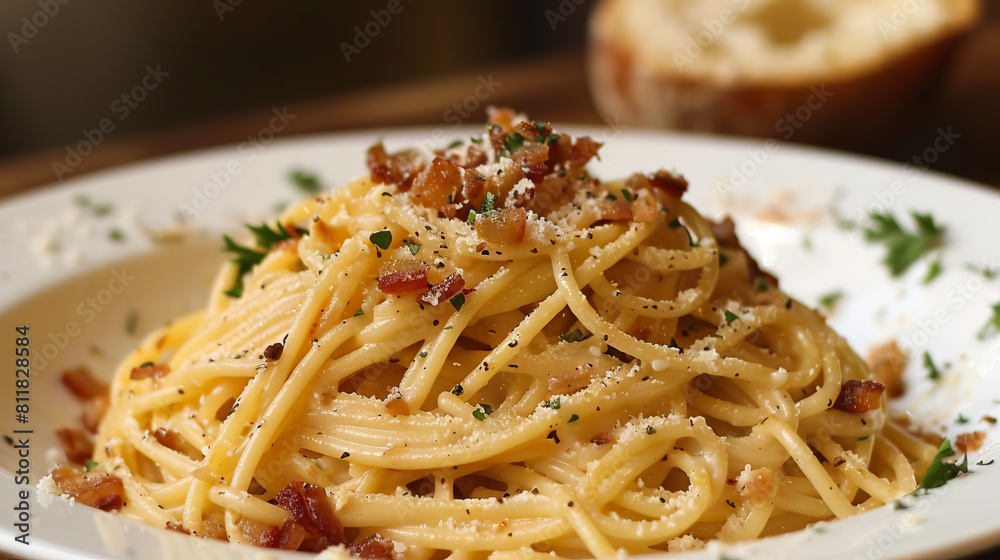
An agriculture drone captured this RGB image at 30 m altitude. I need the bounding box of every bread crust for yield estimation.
[587,0,980,151]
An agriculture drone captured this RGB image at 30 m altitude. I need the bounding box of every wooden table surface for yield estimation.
[2,26,999,560]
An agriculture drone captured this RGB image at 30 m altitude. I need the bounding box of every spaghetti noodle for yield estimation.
[59,109,938,557]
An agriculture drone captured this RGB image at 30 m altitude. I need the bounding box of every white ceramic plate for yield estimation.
[1,128,999,560]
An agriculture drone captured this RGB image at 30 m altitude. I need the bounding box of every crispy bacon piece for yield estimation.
[867,340,906,398]
[630,190,659,223]
[713,217,779,289]
[239,517,281,548]
[410,157,463,213]
[56,427,93,464]
[350,535,395,559]
[377,269,429,294]
[647,170,688,200]
[61,366,107,400]
[955,431,986,454]
[269,481,346,545]
[263,342,284,361]
[420,272,466,306]
[569,137,602,168]
[81,397,108,433]
[590,432,616,445]
[833,380,885,413]
[366,142,424,189]
[598,200,633,221]
[51,467,126,511]
[475,207,527,245]
[130,363,170,380]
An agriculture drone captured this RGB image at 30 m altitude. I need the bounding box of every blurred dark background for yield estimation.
[0,1,998,195]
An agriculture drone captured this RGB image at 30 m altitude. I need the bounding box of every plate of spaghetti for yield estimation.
[1,109,999,560]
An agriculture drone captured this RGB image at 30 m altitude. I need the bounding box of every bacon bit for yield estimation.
[56,427,93,464]
[630,189,658,223]
[599,199,632,221]
[445,144,488,169]
[130,363,170,380]
[487,106,518,132]
[738,467,775,502]
[385,398,410,416]
[269,481,346,545]
[833,380,885,413]
[367,142,424,189]
[350,535,396,560]
[411,157,463,212]
[712,217,779,289]
[420,272,465,306]
[51,467,125,511]
[378,269,429,294]
[277,519,308,550]
[569,137,602,168]
[475,207,527,245]
[516,144,550,184]
[590,432,616,445]
[81,397,108,433]
[239,517,281,548]
[955,431,986,454]
[867,340,906,398]
[646,170,688,200]
[263,342,284,361]
[61,366,107,400]
[201,520,228,540]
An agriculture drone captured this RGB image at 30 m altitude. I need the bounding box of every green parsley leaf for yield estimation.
[479,403,494,415]
[544,134,559,144]
[450,293,466,311]
[559,329,584,343]
[353,309,365,317]
[893,499,911,510]
[75,195,113,216]
[223,222,305,298]
[289,169,322,194]
[719,252,729,267]
[863,212,946,277]
[957,413,969,424]
[669,218,697,246]
[125,310,137,334]
[620,189,634,202]
[139,361,154,368]
[605,193,617,201]
[544,398,561,409]
[481,191,497,214]
[977,302,1000,340]
[966,263,999,280]
[418,350,428,358]
[923,259,943,284]
[923,352,941,380]
[447,139,464,149]
[403,238,420,255]
[819,291,843,309]
[724,310,739,325]
[467,209,477,224]
[858,435,870,440]
[568,414,579,423]
[470,136,483,144]
[369,230,392,250]
[109,229,125,242]
[754,277,769,292]
[669,337,683,353]
[501,132,526,157]
[919,438,969,490]
[472,408,486,421]
[83,459,98,472]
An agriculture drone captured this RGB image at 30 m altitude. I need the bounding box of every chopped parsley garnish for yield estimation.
[605,193,617,201]
[472,408,486,421]
[753,277,769,292]
[957,413,969,424]
[923,352,941,380]
[918,438,968,490]
[450,293,466,312]
[223,221,304,298]
[923,259,943,284]
[724,310,739,325]
[544,398,561,409]
[472,403,493,421]
[966,263,999,280]
[470,136,483,145]
[620,189,634,202]
[863,212,945,277]
[719,253,729,267]
[858,435,870,441]
[480,403,494,415]
[418,350,428,358]
[467,209,477,224]
[289,169,322,194]
[976,302,1000,340]
[403,238,420,255]
[646,425,656,435]
[669,218,697,246]
[481,191,497,214]
[447,139,464,149]
[568,414,579,423]
[559,329,584,343]
[353,309,365,317]
[818,291,843,309]
[451,384,464,396]
[74,195,113,216]
[369,230,392,250]
[83,459,98,472]
[125,310,138,334]
[669,338,683,353]
[109,229,125,242]
[501,132,526,157]
[139,361,154,368]
[668,218,682,229]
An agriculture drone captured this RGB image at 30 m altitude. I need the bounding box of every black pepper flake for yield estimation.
[507,340,518,348]
[567,501,574,507]
[726,499,736,508]
[785,299,793,309]
[263,342,284,360]
[451,384,465,396]
[546,430,560,444]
